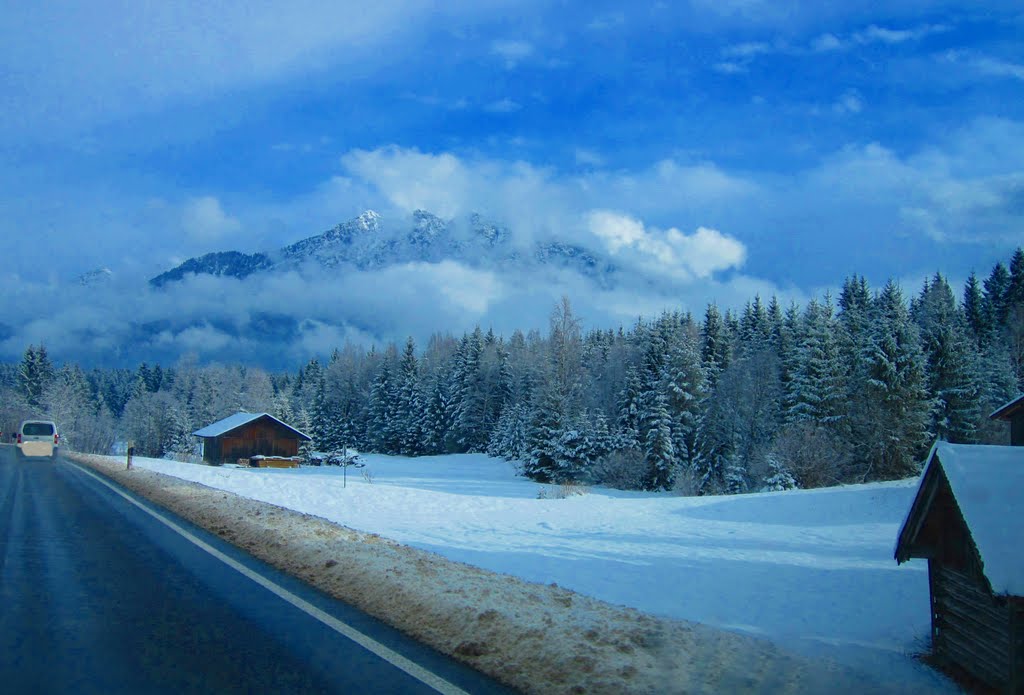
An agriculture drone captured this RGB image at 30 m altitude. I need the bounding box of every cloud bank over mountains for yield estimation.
[0,198,759,368]
[3,124,1022,369]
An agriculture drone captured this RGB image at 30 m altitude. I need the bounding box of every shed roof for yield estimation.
[193,412,311,441]
[896,441,1024,596]
[989,393,1024,421]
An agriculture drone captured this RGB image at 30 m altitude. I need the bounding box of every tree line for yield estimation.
[2,248,1021,494]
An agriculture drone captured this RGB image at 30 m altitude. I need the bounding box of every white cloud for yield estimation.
[182,196,241,244]
[722,41,774,58]
[585,12,625,32]
[490,40,534,68]
[833,90,864,115]
[811,33,843,52]
[713,62,746,75]
[340,147,473,219]
[1,1,524,138]
[574,148,606,167]
[484,98,522,113]
[587,210,746,281]
[853,24,946,45]
[967,55,1024,82]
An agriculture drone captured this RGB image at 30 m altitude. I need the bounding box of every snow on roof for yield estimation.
[933,442,1024,596]
[989,393,1024,420]
[192,412,311,440]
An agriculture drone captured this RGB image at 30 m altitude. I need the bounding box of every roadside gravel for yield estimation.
[68,453,904,694]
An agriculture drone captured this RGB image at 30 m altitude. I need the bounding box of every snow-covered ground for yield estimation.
[125,452,953,691]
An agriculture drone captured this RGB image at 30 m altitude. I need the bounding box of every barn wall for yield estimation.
[932,562,1014,690]
[202,438,222,463]
[205,419,304,462]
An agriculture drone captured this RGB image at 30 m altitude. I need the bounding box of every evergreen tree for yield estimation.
[857,281,932,479]
[524,386,562,483]
[487,402,530,463]
[452,329,489,452]
[18,344,55,408]
[366,354,400,453]
[788,298,845,425]
[912,273,980,443]
[394,337,424,455]
[1006,248,1024,387]
[701,303,729,387]
[639,390,675,490]
[422,368,458,454]
[660,328,706,467]
[982,262,1011,332]
[616,367,643,448]
[962,271,986,346]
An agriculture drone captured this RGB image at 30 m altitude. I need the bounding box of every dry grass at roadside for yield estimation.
[68,453,903,694]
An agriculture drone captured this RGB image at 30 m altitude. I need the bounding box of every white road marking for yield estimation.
[70,462,471,695]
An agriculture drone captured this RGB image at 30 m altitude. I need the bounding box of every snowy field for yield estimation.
[124,453,953,690]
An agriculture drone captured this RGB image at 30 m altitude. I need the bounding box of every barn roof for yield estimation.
[193,412,311,441]
[895,441,1024,596]
[989,393,1024,421]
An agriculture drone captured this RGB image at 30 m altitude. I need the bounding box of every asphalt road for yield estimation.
[0,446,512,694]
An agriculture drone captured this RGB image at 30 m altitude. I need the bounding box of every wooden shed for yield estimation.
[895,442,1024,692]
[991,393,1024,447]
[193,412,311,465]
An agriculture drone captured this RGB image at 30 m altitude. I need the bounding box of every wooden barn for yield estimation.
[895,441,1024,692]
[193,412,311,465]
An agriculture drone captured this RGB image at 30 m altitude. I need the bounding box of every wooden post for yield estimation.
[127,443,134,470]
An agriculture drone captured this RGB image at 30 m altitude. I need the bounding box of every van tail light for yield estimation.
[17,433,22,444]
[54,434,59,446]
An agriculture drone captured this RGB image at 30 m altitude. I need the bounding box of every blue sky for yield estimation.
[1,1,1022,364]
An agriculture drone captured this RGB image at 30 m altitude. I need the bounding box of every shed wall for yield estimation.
[931,562,1016,691]
[1012,415,1024,447]
[1013,600,1023,693]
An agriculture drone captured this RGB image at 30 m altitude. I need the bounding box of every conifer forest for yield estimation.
[4,249,1022,495]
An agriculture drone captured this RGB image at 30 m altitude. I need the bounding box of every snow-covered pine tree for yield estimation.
[962,271,987,347]
[982,262,1011,334]
[365,352,401,453]
[761,454,798,492]
[394,337,424,456]
[616,366,643,449]
[912,273,980,443]
[18,344,55,408]
[487,402,530,464]
[1006,248,1024,387]
[858,280,932,479]
[422,367,458,454]
[660,328,705,468]
[701,303,730,388]
[737,296,772,357]
[778,302,802,423]
[452,328,489,452]
[788,297,845,425]
[524,385,562,482]
[639,390,675,491]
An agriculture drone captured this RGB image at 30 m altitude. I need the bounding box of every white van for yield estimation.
[18,420,59,458]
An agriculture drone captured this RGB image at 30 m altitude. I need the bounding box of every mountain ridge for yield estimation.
[148,209,617,288]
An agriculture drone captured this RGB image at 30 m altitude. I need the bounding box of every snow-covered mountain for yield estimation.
[78,267,114,287]
[149,210,617,287]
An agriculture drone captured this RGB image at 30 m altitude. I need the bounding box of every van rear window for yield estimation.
[23,422,55,436]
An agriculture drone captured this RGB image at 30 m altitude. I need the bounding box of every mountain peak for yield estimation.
[355,210,382,231]
[78,267,113,287]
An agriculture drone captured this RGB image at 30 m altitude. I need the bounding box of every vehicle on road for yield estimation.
[17,420,59,458]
